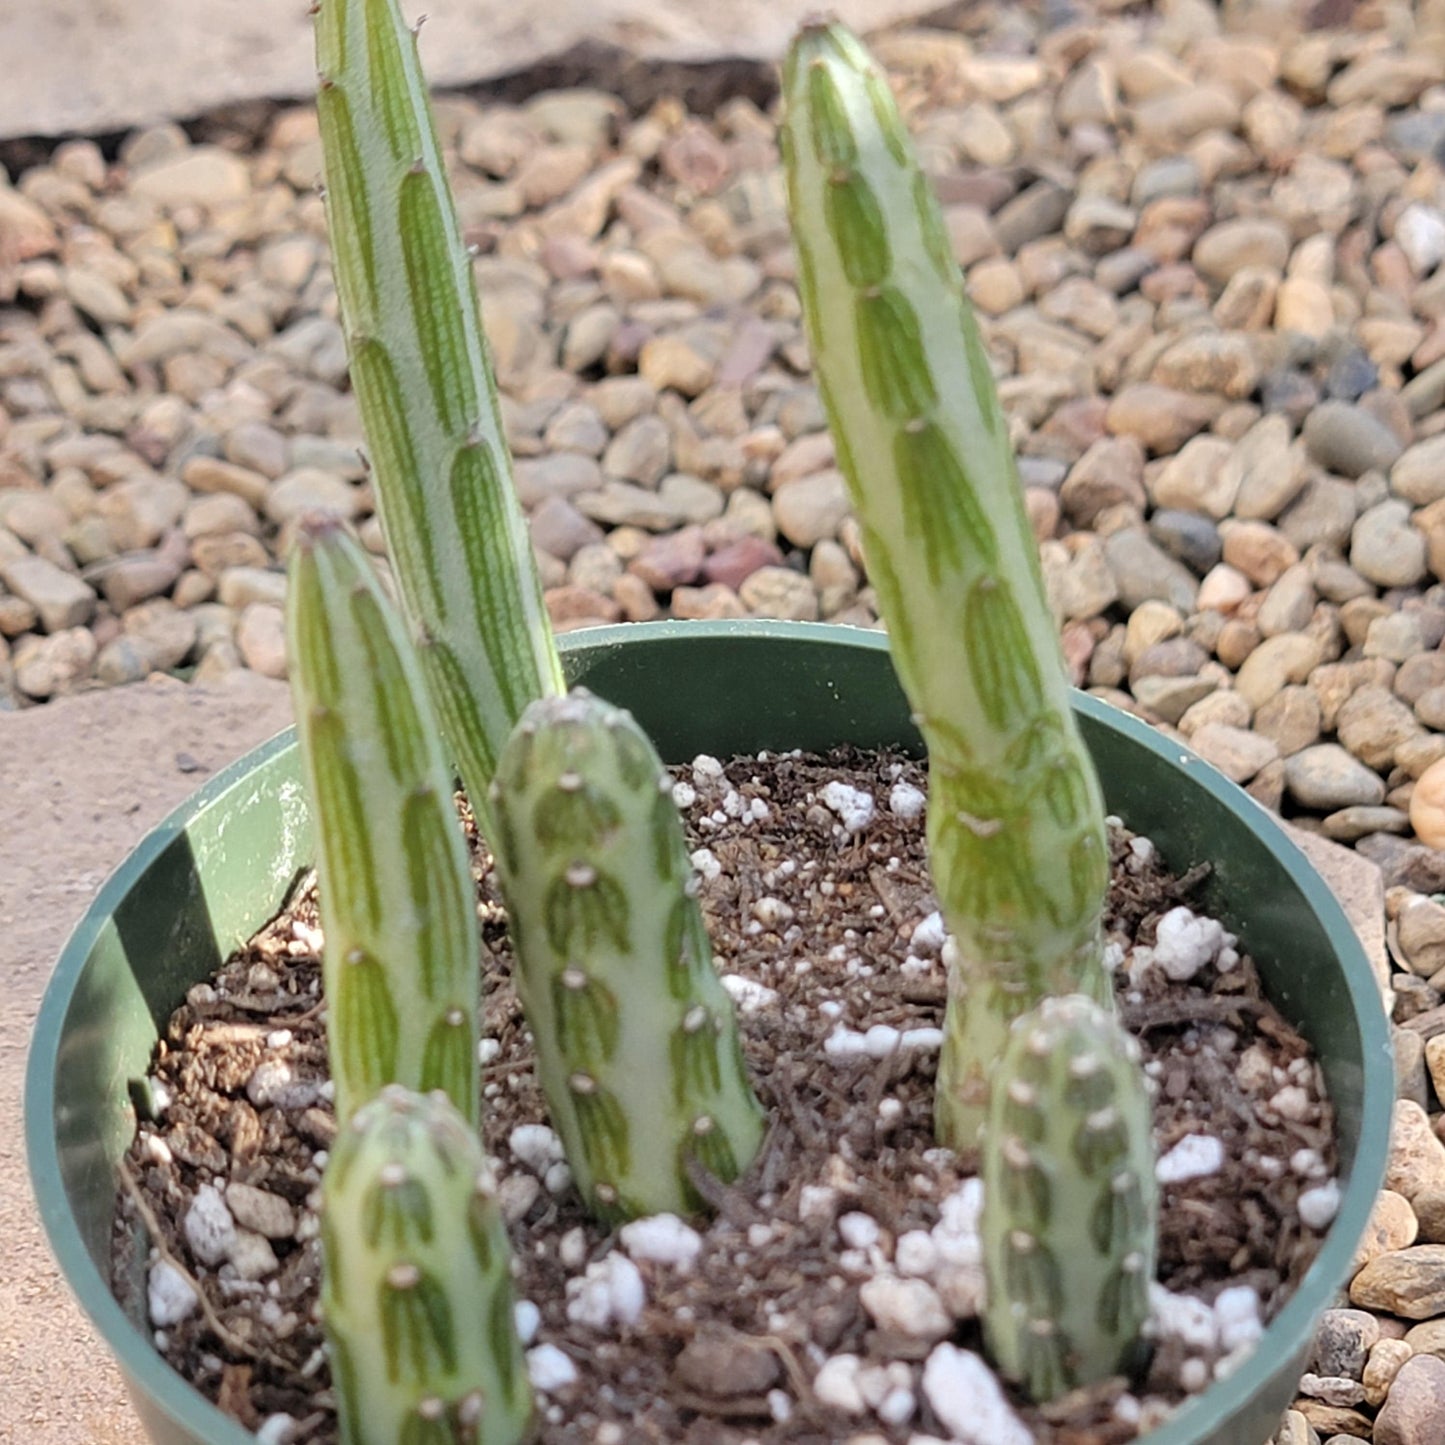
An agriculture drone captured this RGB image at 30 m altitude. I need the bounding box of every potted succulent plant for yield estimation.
[27,6,1391,1445]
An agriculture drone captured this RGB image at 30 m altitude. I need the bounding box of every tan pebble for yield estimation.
[1291,1398,1373,1437]
[1410,757,1445,848]
[1353,1189,1420,1273]
[1364,1337,1415,1407]
[1404,1317,1445,1357]
[1388,1100,1445,1203]
[1375,1352,1445,1445]
[1350,1245,1445,1318]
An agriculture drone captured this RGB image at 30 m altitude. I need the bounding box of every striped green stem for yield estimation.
[313,0,563,828]
[323,1085,532,1445]
[781,21,1112,1152]
[981,995,1157,1401]
[287,515,480,1128]
[489,690,764,1222]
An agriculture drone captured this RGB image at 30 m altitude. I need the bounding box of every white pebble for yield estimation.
[895,1230,939,1277]
[1213,1285,1262,1353]
[690,847,722,882]
[889,782,926,820]
[184,1184,237,1267]
[228,1230,280,1281]
[824,1026,870,1059]
[899,1027,944,1052]
[266,1029,293,1050]
[565,1253,646,1331]
[559,1228,588,1270]
[1129,836,1156,865]
[921,1344,1032,1445]
[620,1214,703,1272]
[767,1388,792,1422]
[148,1260,199,1327]
[799,1184,840,1224]
[1298,1179,1341,1231]
[527,1343,578,1392]
[514,1299,541,1345]
[813,1354,866,1415]
[543,1161,572,1196]
[691,754,725,782]
[865,1025,902,1058]
[255,1415,297,1445]
[860,1274,951,1341]
[478,1037,501,1065]
[672,780,697,809]
[1269,1085,1311,1121]
[1156,1133,1225,1184]
[1180,1357,1210,1392]
[509,1124,564,1175]
[1291,1147,1327,1179]
[910,912,946,954]
[1149,1284,1218,1352]
[878,1384,917,1425]
[245,1059,318,1109]
[1397,203,1445,274]
[721,974,779,1013]
[749,797,771,822]
[144,1133,173,1166]
[1152,907,1224,982]
[838,1212,880,1250]
[820,780,876,833]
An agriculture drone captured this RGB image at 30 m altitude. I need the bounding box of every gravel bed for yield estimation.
[7,0,1445,1437]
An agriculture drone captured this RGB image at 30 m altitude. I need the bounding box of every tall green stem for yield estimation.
[314,0,564,829]
[781,21,1112,1151]
[288,516,480,1128]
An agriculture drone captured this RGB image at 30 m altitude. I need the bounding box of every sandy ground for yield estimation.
[0,673,292,1445]
[0,0,935,141]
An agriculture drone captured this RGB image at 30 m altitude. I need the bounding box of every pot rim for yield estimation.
[26,619,1393,1445]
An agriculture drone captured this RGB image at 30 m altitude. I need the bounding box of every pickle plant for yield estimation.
[781,19,1158,1401]
[296,2,768,1432]
[980,995,1157,1401]
[780,21,1112,1152]
[295,0,1159,1420]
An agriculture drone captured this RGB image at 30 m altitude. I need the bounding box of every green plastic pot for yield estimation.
[28,620,1392,1445]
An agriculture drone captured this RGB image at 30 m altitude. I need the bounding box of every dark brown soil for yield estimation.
[113,746,1335,1445]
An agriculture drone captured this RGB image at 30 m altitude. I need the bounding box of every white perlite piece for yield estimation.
[620,1213,703,1271]
[859,1274,951,1342]
[183,1182,236,1267]
[1152,906,1225,982]
[812,1354,867,1415]
[721,974,779,1013]
[823,1024,943,1059]
[147,1259,199,1327]
[256,1416,297,1445]
[690,847,722,882]
[888,781,925,820]
[671,780,697,809]
[820,780,875,833]
[565,1253,646,1331]
[838,1212,881,1250]
[514,1299,541,1345]
[691,753,725,783]
[1156,1132,1226,1184]
[1213,1285,1263,1352]
[509,1123,565,1175]
[1298,1179,1341,1230]
[527,1343,579,1392]
[1150,1284,1219,1353]
[921,1344,1032,1445]
[910,911,946,954]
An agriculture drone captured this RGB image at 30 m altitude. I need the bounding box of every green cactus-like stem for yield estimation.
[288,516,480,1128]
[489,689,764,1222]
[980,995,1158,1402]
[322,1085,532,1445]
[781,21,1112,1152]
[313,0,563,826]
